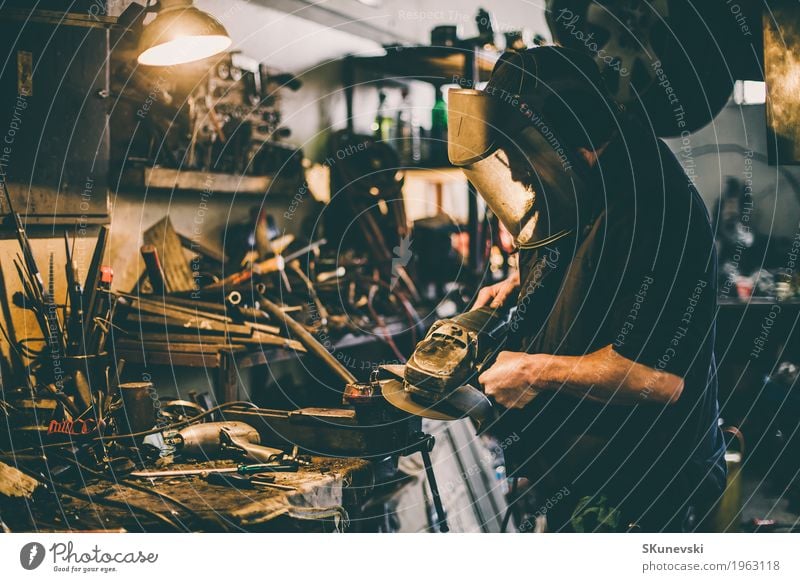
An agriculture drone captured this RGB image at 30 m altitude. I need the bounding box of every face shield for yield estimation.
[447,87,589,249]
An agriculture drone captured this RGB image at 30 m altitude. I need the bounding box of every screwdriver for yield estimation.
[129,462,299,479]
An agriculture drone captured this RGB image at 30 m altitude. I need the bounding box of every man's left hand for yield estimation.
[478,351,541,409]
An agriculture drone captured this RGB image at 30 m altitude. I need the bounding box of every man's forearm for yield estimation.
[529,345,684,405]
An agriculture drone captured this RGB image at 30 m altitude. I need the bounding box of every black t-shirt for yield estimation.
[495,129,727,529]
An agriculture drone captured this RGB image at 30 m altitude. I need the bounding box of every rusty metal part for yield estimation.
[288,261,329,326]
[41,382,81,418]
[129,462,294,479]
[117,381,157,435]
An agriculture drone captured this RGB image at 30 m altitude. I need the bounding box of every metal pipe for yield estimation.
[257,295,356,385]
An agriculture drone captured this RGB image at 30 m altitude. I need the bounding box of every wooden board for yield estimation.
[142,216,196,293]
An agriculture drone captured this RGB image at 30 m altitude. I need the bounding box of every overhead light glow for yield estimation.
[138,35,231,66]
[137,1,231,67]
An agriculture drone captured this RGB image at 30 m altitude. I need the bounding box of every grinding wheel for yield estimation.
[379,366,495,431]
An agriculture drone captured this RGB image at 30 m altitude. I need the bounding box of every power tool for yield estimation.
[379,306,510,431]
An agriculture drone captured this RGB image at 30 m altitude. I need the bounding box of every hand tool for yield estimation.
[129,462,300,479]
[2,179,45,305]
[116,294,281,335]
[205,472,297,491]
[82,225,110,331]
[204,238,328,291]
[288,260,329,327]
[252,238,327,275]
[87,266,114,353]
[72,369,94,412]
[64,233,85,353]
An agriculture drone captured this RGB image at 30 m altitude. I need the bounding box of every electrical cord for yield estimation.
[4,400,260,455]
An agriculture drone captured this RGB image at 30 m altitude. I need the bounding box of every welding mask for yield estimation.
[448,48,619,249]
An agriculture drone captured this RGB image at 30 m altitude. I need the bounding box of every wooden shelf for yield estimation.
[347,45,499,85]
[403,166,465,183]
[120,166,284,195]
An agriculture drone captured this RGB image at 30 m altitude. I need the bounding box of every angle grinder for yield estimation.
[379,306,510,431]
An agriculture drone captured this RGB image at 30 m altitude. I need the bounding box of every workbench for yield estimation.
[23,456,374,533]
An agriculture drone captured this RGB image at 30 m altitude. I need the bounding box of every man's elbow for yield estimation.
[655,373,684,405]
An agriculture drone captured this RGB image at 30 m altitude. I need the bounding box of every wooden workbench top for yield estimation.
[35,457,374,533]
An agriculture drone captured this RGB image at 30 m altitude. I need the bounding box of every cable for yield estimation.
[4,400,260,455]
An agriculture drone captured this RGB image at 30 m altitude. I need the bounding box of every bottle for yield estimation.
[396,87,421,164]
[431,86,448,164]
[372,89,393,143]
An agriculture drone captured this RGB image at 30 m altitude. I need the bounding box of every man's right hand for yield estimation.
[471,270,521,311]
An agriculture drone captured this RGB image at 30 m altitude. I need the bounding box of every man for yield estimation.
[449,47,726,532]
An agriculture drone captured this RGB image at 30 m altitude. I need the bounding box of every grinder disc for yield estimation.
[379,371,495,431]
[380,378,462,422]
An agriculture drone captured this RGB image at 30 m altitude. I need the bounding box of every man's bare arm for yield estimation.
[479,345,684,410]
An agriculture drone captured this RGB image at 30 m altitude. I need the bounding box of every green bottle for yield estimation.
[431,86,448,164]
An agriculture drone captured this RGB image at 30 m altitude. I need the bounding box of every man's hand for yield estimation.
[471,270,521,311]
[478,351,541,409]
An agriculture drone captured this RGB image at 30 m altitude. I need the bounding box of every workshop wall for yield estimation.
[191,0,553,163]
[666,101,800,240]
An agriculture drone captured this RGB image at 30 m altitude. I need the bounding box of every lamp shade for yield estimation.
[137,3,231,67]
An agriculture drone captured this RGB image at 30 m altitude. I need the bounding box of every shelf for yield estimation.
[347,45,499,85]
[403,166,465,183]
[120,166,288,195]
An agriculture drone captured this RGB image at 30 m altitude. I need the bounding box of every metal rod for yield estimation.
[420,437,449,533]
[257,295,357,385]
[83,225,110,330]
